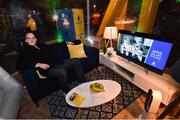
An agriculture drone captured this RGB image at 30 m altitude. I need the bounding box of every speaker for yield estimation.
[170,59,180,84]
[144,89,162,113]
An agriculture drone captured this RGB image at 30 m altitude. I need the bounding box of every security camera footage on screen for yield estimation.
[117,33,173,71]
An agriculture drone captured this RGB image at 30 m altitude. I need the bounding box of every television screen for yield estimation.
[117,30,173,74]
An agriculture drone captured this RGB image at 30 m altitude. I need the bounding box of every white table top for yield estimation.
[65,80,121,108]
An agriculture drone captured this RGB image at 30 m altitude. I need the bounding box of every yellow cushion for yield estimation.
[67,43,87,58]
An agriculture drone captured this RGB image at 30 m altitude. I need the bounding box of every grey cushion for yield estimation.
[0,90,3,112]
[0,67,23,119]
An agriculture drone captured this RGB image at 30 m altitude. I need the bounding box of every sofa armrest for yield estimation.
[20,68,65,103]
[84,45,99,62]
[81,45,99,73]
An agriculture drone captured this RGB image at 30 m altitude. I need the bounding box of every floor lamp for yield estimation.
[103,26,117,54]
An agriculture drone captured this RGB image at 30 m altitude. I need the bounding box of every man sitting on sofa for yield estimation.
[17,31,86,94]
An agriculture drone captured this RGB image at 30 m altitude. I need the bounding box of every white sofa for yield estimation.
[0,67,23,119]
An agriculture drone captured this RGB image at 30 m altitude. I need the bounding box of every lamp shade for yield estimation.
[103,26,117,39]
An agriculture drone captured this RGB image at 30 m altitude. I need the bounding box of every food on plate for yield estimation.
[89,82,105,93]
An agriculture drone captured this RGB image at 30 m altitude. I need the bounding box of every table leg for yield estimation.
[77,108,81,119]
[114,97,118,113]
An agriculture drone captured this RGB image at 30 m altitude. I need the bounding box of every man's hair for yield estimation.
[24,29,37,38]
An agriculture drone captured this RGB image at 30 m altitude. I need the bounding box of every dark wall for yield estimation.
[153,0,180,68]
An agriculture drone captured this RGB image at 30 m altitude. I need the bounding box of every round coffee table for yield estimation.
[65,80,121,117]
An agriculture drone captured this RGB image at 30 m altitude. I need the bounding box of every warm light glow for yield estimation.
[115,19,135,24]
[93,4,96,8]
[103,26,117,39]
[103,26,117,47]
[52,14,58,21]
[87,37,94,45]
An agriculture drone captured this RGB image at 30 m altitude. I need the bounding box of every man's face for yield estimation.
[25,33,37,46]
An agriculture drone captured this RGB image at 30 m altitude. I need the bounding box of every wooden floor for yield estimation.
[13,71,179,119]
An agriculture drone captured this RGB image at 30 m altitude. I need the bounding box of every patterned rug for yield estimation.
[48,66,144,119]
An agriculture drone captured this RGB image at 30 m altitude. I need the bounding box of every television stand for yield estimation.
[100,53,180,106]
[114,63,135,80]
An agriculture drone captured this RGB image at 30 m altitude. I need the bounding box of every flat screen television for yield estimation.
[117,30,173,75]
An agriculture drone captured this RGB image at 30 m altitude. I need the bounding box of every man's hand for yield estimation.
[35,63,50,70]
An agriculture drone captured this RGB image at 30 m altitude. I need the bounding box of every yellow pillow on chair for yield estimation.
[67,43,87,58]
